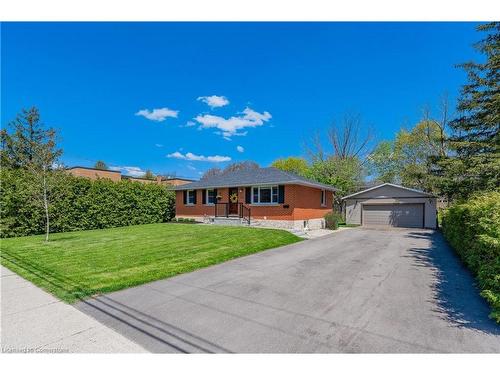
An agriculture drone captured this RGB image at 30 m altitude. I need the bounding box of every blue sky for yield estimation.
[2,22,481,178]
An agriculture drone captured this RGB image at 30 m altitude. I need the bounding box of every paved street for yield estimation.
[76,228,500,353]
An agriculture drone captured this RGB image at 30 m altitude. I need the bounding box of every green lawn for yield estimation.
[0,223,302,303]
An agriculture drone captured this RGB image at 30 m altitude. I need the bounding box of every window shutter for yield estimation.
[202,189,206,204]
[183,190,187,204]
[193,189,197,204]
[245,187,251,204]
[214,188,218,198]
[278,185,285,203]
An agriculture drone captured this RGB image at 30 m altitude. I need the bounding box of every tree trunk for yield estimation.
[42,170,50,242]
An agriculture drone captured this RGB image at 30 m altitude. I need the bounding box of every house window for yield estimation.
[252,186,279,204]
[187,190,196,205]
[321,190,326,206]
[206,189,216,205]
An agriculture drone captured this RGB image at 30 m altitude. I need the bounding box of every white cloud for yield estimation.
[110,166,145,177]
[135,107,179,122]
[184,121,196,127]
[187,164,197,171]
[194,107,271,140]
[236,145,244,153]
[167,151,231,163]
[197,95,229,108]
[154,143,164,148]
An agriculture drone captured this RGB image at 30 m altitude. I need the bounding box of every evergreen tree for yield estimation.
[1,107,62,169]
[94,160,108,170]
[440,23,500,198]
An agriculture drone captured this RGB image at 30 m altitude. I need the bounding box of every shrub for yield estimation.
[0,168,176,238]
[324,211,343,230]
[173,218,197,224]
[441,190,500,323]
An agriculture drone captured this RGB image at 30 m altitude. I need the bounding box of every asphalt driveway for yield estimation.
[77,228,500,353]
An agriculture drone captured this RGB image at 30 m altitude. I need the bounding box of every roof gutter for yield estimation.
[173,180,338,192]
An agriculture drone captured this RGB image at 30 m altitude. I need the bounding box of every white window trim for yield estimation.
[251,185,280,206]
[186,190,196,205]
[205,189,216,206]
[321,189,326,207]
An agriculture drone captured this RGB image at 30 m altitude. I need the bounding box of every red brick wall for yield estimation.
[293,185,333,220]
[176,184,333,220]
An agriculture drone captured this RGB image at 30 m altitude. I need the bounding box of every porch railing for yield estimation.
[214,202,251,225]
[239,203,251,225]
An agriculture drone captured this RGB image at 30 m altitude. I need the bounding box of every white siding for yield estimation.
[344,185,437,229]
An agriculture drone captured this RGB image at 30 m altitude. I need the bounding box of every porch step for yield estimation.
[210,217,250,226]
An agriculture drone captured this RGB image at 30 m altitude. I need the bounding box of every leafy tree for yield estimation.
[437,22,500,199]
[309,156,365,198]
[94,160,108,170]
[143,170,155,180]
[271,157,309,176]
[1,107,62,241]
[393,120,448,192]
[368,99,452,194]
[367,140,400,183]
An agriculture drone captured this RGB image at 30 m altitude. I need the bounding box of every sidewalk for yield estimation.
[0,266,146,353]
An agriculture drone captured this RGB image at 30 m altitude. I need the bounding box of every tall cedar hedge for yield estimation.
[441,190,500,322]
[0,168,175,238]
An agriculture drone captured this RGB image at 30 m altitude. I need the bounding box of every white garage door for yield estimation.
[362,204,424,228]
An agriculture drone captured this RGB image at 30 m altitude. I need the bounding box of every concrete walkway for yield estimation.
[1,266,146,353]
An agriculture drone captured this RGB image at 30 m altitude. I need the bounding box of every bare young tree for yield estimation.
[2,107,62,241]
[306,113,374,164]
[422,95,452,158]
[201,167,223,180]
[223,160,259,174]
[201,161,260,180]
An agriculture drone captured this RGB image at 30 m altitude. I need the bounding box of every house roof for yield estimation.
[173,167,338,192]
[162,176,196,182]
[341,183,434,199]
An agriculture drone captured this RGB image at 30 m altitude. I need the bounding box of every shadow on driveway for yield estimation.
[404,231,499,334]
[1,252,230,353]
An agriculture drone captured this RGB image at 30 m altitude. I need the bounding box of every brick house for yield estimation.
[173,167,337,230]
[67,166,194,186]
[67,166,122,181]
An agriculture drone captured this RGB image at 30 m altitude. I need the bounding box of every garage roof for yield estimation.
[341,183,434,200]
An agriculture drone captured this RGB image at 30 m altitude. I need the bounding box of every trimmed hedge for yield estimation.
[0,168,175,238]
[441,190,500,323]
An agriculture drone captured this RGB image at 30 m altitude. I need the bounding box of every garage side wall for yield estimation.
[345,197,437,229]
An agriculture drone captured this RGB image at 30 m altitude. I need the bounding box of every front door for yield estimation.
[228,187,239,215]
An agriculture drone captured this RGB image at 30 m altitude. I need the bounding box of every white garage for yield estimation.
[342,183,437,229]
